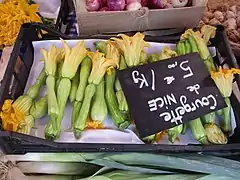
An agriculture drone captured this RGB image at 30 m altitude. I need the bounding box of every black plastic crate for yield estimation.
[1,23,240,154]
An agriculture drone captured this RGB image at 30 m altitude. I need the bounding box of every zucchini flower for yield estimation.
[0,68,46,133]
[71,56,92,130]
[189,118,209,145]
[116,90,128,112]
[106,41,120,65]
[143,134,156,144]
[41,45,60,130]
[85,118,104,129]
[111,32,150,67]
[61,39,87,79]
[90,80,108,122]
[201,112,216,124]
[211,67,240,98]
[181,123,187,135]
[88,50,119,85]
[94,41,107,55]
[211,67,240,133]
[200,25,217,45]
[181,27,216,72]
[148,54,159,63]
[114,56,128,112]
[45,40,87,140]
[140,51,148,65]
[155,131,168,143]
[204,123,227,144]
[168,124,183,143]
[159,46,177,60]
[0,99,25,132]
[17,96,48,135]
[41,45,58,77]
[181,26,226,142]
[74,49,120,138]
[55,48,65,89]
[30,96,48,119]
[148,46,177,63]
[56,48,65,63]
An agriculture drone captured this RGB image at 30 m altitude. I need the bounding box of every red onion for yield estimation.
[127,0,140,4]
[126,1,142,11]
[107,0,126,11]
[149,0,167,9]
[100,0,107,7]
[86,0,100,11]
[100,6,110,11]
[141,0,149,7]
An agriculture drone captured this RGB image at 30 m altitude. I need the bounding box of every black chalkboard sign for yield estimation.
[117,53,226,138]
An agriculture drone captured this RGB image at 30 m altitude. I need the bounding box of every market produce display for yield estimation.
[86,0,192,12]
[0,25,239,145]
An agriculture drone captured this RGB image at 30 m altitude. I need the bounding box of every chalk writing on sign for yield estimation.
[180,60,194,79]
[132,60,218,126]
[186,84,200,94]
[168,61,178,69]
[148,93,217,125]
[117,53,226,137]
[164,76,175,85]
[164,60,194,86]
[132,69,155,91]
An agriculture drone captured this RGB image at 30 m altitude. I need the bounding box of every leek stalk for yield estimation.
[5,152,240,178]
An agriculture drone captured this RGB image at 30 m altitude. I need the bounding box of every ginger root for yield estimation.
[229,5,237,14]
[204,11,214,19]
[209,18,220,26]
[216,4,229,12]
[224,18,237,30]
[213,11,224,22]
[226,29,240,43]
[226,11,236,19]
[202,4,240,45]
[237,16,240,28]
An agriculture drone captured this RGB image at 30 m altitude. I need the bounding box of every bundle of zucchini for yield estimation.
[1,25,240,145]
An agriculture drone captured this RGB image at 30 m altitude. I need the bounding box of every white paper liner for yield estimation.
[25,40,237,145]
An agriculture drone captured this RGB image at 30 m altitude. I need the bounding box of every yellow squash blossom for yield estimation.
[181,25,216,72]
[0,99,25,132]
[211,67,240,133]
[204,123,227,144]
[88,50,119,85]
[159,46,177,60]
[85,117,104,129]
[200,25,216,45]
[106,41,120,65]
[211,67,240,98]
[0,0,42,47]
[155,131,168,143]
[0,68,46,134]
[111,32,150,67]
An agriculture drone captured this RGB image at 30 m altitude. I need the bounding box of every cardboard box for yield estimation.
[74,0,207,35]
